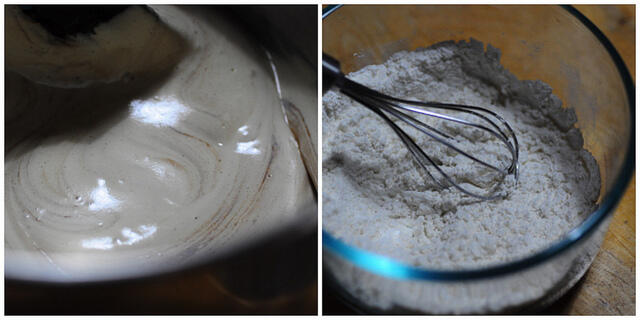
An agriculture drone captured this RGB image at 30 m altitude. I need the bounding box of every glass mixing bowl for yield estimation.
[322,5,634,314]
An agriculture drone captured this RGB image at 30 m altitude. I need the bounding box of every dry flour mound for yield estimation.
[322,39,601,271]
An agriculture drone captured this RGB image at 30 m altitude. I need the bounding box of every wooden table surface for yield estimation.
[543,5,635,315]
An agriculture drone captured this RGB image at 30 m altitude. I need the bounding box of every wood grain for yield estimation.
[543,5,635,315]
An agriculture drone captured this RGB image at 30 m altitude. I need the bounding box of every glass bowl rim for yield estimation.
[322,4,635,281]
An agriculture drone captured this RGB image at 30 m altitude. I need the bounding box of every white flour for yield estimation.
[323,39,600,271]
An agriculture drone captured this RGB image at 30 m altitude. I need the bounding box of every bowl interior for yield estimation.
[323,5,633,204]
[5,5,318,283]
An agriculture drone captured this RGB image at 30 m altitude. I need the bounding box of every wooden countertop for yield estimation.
[543,5,635,315]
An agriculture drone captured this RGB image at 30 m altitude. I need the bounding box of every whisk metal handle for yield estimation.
[323,53,344,92]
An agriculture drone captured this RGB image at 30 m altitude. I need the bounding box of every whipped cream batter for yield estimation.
[5,6,314,282]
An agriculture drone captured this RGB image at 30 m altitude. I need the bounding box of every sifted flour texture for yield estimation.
[322,39,601,270]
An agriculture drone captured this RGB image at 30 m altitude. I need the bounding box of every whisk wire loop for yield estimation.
[342,78,518,200]
[323,53,520,200]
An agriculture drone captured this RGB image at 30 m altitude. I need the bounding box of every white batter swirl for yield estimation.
[5,6,314,282]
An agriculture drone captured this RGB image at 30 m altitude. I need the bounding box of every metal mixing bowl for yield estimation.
[5,5,317,314]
